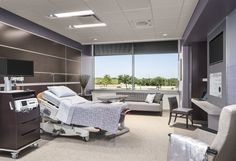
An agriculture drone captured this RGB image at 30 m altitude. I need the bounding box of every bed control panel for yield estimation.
[14,98,38,112]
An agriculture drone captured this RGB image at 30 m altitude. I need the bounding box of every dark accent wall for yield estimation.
[191,42,207,98]
[190,41,208,121]
[0,22,81,93]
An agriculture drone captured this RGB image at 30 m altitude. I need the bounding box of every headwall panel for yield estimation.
[0,22,81,93]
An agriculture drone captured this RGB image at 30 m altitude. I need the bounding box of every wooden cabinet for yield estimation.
[190,42,208,122]
[0,90,40,158]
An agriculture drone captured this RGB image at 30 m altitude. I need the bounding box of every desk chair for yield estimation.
[168,97,193,128]
[168,104,236,161]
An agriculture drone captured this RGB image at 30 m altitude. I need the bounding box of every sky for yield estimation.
[95,54,178,79]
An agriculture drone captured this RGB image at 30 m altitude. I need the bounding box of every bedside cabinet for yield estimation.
[0,90,40,159]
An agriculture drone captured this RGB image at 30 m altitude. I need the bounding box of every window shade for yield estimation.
[94,40,178,56]
[94,43,132,56]
[134,41,178,54]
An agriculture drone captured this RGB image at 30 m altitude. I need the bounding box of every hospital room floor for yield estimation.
[0,112,197,161]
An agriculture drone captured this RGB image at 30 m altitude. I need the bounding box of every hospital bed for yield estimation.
[37,88,130,141]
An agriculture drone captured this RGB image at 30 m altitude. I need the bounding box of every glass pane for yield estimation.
[95,55,132,90]
[134,54,178,91]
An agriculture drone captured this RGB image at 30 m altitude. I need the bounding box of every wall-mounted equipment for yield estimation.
[209,72,222,98]
[14,97,38,112]
[0,58,34,91]
[209,32,223,65]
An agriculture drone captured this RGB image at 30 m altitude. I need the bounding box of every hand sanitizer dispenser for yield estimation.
[4,77,12,91]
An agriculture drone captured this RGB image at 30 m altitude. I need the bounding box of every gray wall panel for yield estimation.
[207,20,226,108]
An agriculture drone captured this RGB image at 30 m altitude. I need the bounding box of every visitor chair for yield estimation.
[168,97,193,128]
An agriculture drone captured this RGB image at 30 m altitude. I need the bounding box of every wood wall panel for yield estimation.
[191,41,208,121]
[67,84,81,93]
[0,46,66,73]
[0,22,81,94]
[191,42,207,98]
[66,61,81,74]
[66,75,79,82]
[0,25,66,58]
[24,73,53,83]
[66,47,81,61]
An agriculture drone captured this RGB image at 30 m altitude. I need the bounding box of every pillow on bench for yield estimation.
[153,93,164,103]
[145,94,156,103]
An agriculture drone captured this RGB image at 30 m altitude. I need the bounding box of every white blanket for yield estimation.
[56,97,88,124]
[168,134,208,161]
[56,100,127,134]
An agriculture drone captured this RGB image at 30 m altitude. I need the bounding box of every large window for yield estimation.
[94,41,179,91]
[134,54,178,90]
[95,54,178,90]
[95,55,132,89]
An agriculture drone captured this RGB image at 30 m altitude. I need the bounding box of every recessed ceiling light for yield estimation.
[50,10,94,18]
[162,33,168,37]
[70,23,107,29]
[93,38,98,41]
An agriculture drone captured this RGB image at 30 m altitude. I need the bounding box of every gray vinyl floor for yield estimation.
[0,112,197,161]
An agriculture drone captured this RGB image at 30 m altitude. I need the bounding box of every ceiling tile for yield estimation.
[83,0,120,13]
[98,11,127,24]
[152,6,181,20]
[150,0,184,7]
[154,18,178,33]
[134,28,156,40]
[49,0,90,12]
[116,0,151,10]
[123,8,153,29]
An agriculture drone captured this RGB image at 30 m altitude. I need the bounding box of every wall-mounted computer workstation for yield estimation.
[192,21,226,131]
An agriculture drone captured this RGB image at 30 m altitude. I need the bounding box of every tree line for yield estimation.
[96,74,178,89]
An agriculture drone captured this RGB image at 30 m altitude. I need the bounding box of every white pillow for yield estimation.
[145,94,156,103]
[47,86,76,98]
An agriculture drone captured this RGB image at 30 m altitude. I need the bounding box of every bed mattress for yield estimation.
[42,90,88,107]
[42,90,61,106]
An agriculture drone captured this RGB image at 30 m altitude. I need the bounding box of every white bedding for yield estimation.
[42,90,88,107]
[57,100,127,133]
[42,90,128,133]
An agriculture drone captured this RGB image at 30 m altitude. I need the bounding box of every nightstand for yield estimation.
[0,90,40,158]
[79,94,92,101]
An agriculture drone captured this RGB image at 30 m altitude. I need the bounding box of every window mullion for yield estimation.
[132,44,135,90]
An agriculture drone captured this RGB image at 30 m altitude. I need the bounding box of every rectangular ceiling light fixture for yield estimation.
[70,23,107,29]
[51,10,94,18]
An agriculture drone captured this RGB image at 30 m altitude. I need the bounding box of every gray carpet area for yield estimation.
[0,112,197,161]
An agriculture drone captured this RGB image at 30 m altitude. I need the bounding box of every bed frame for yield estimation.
[37,93,130,141]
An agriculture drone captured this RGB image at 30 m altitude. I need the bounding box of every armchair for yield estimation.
[168,104,236,161]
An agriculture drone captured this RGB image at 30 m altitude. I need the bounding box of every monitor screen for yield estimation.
[209,32,223,65]
[0,58,34,76]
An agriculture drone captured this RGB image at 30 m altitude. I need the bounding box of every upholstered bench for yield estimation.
[116,91,163,114]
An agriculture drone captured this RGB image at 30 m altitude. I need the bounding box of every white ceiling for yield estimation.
[0,0,199,44]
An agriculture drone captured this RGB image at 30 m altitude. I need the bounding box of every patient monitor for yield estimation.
[14,98,38,112]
